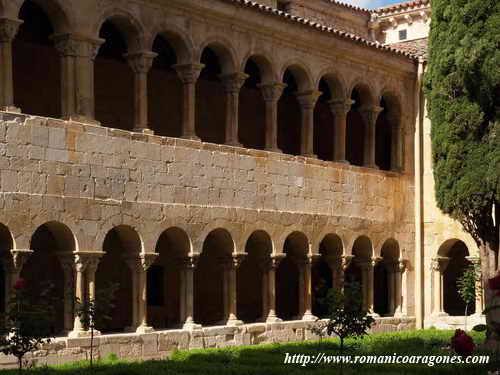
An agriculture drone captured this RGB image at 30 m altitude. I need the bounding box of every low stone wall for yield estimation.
[0,317,415,368]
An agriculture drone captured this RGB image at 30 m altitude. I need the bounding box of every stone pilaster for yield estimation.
[173,63,204,141]
[258,82,286,152]
[125,51,157,134]
[296,90,321,158]
[52,34,104,123]
[329,99,354,163]
[0,18,23,112]
[220,72,249,147]
[359,105,383,169]
[431,257,449,317]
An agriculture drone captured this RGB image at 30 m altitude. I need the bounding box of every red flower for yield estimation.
[488,275,500,296]
[451,329,475,357]
[13,278,26,290]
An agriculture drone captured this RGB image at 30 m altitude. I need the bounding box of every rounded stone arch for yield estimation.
[315,69,347,100]
[154,226,192,257]
[29,221,78,253]
[93,216,145,254]
[102,224,143,255]
[276,228,312,255]
[149,22,195,64]
[196,36,238,74]
[240,227,275,255]
[437,238,474,258]
[280,60,313,91]
[379,238,400,260]
[92,6,147,52]
[14,0,74,33]
[0,223,14,253]
[193,221,240,255]
[348,79,376,106]
[240,53,278,83]
[312,231,346,256]
[350,235,374,259]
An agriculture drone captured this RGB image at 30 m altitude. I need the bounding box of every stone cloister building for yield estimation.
[0,0,483,365]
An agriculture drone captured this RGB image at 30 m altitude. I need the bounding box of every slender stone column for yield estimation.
[125,51,157,134]
[124,256,141,331]
[69,254,88,338]
[59,255,76,333]
[301,255,318,321]
[52,34,104,123]
[296,90,321,158]
[395,259,408,317]
[180,256,200,329]
[173,63,204,141]
[220,72,248,147]
[225,254,245,326]
[369,257,382,316]
[359,105,383,168]
[135,253,158,333]
[340,255,353,291]
[385,262,396,316]
[258,82,286,152]
[329,99,354,163]
[260,259,269,321]
[265,255,284,322]
[179,263,186,324]
[359,261,369,311]
[0,18,23,112]
[431,257,450,317]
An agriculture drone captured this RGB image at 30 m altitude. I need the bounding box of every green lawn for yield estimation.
[0,330,497,374]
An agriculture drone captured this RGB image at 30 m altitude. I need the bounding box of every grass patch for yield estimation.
[0,330,497,374]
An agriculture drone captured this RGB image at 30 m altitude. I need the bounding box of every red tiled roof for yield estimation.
[375,0,430,15]
[389,37,428,59]
[225,0,419,60]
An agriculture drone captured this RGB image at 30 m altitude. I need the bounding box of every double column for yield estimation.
[258,82,286,152]
[174,64,204,140]
[221,254,246,326]
[359,257,380,315]
[261,254,284,322]
[220,73,249,147]
[0,18,23,112]
[431,256,450,317]
[125,51,158,134]
[360,105,383,168]
[52,34,104,123]
[178,255,201,329]
[329,99,354,163]
[296,90,321,158]
[70,252,103,338]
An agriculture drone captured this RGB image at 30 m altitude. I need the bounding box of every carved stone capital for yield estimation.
[7,249,33,272]
[371,256,383,267]
[329,98,355,116]
[140,253,158,271]
[173,63,204,84]
[125,51,157,74]
[74,252,103,273]
[270,254,286,269]
[341,255,354,271]
[178,255,199,270]
[398,259,408,273]
[51,34,104,59]
[220,72,249,93]
[359,105,384,127]
[431,257,450,273]
[295,90,321,109]
[258,82,287,102]
[0,18,23,43]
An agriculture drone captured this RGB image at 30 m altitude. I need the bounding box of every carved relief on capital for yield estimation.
[52,34,104,59]
[10,249,34,272]
[178,255,199,270]
[431,257,450,273]
[140,253,158,271]
[220,72,249,93]
[0,18,23,43]
[173,63,204,84]
[258,82,287,102]
[359,105,384,127]
[125,51,157,74]
[341,255,353,271]
[329,98,354,116]
[74,252,103,274]
[295,90,322,109]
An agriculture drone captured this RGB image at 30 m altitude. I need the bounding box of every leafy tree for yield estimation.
[74,282,119,369]
[424,0,500,338]
[456,261,481,330]
[0,279,57,374]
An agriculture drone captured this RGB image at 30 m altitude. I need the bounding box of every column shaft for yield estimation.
[329,99,354,163]
[0,18,23,112]
[431,257,449,316]
[296,90,321,158]
[265,256,283,322]
[360,106,383,168]
[302,257,315,320]
[387,264,396,316]
[181,256,199,329]
[221,73,248,147]
[136,254,157,333]
[259,83,286,152]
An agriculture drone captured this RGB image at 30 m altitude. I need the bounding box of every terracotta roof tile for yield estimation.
[375,0,430,15]
[389,37,428,59]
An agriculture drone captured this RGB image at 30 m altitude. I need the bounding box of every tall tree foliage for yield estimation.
[425,0,500,284]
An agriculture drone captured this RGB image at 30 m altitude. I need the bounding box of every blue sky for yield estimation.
[340,0,404,9]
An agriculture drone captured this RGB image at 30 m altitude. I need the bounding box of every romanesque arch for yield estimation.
[24,222,76,334]
[194,228,234,325]
[345,235,373,311]
[97,225,142,332]
[374,239,400,316]
[13,0,61,118]
[376,92,402,171]
[149,227,191,329]
[276,231,308,320]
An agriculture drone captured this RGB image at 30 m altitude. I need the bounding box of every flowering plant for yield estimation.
[450,329,475,357]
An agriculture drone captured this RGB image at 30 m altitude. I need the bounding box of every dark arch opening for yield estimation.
[0,224,13,314]
[196,47,225,144]
[95,20,134,130]
[13,0,61,118]
[148,35,182,137]
[149,227,190,329]
[194,229,233,325]
[277,70,301,156]
[443,241,474,316]
[239,59,266,150]
[374,240,400,316]
[314,79,334,161]
[346,89,365,166]
[375,97,393,171]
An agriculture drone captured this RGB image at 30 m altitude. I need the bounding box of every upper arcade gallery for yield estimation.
[0,0,414,172]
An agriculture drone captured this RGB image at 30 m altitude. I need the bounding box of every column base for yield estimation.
[393,312,407,318]
[301,313,318,321]
[334,159,350,165]
[181,135,201,142]
[182,321,202,330]
[136,325,154,334]
[265,147,282,153]
[133,127,154,135]
[302,153,317,159]
[431,311,449,318]
[225,141,243,148]
[226,318,244,326]
[265,315,282,323]
[68,328,101,338]
[63,114,101,125]
[365,163,379,169]
[0,106,21,113]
